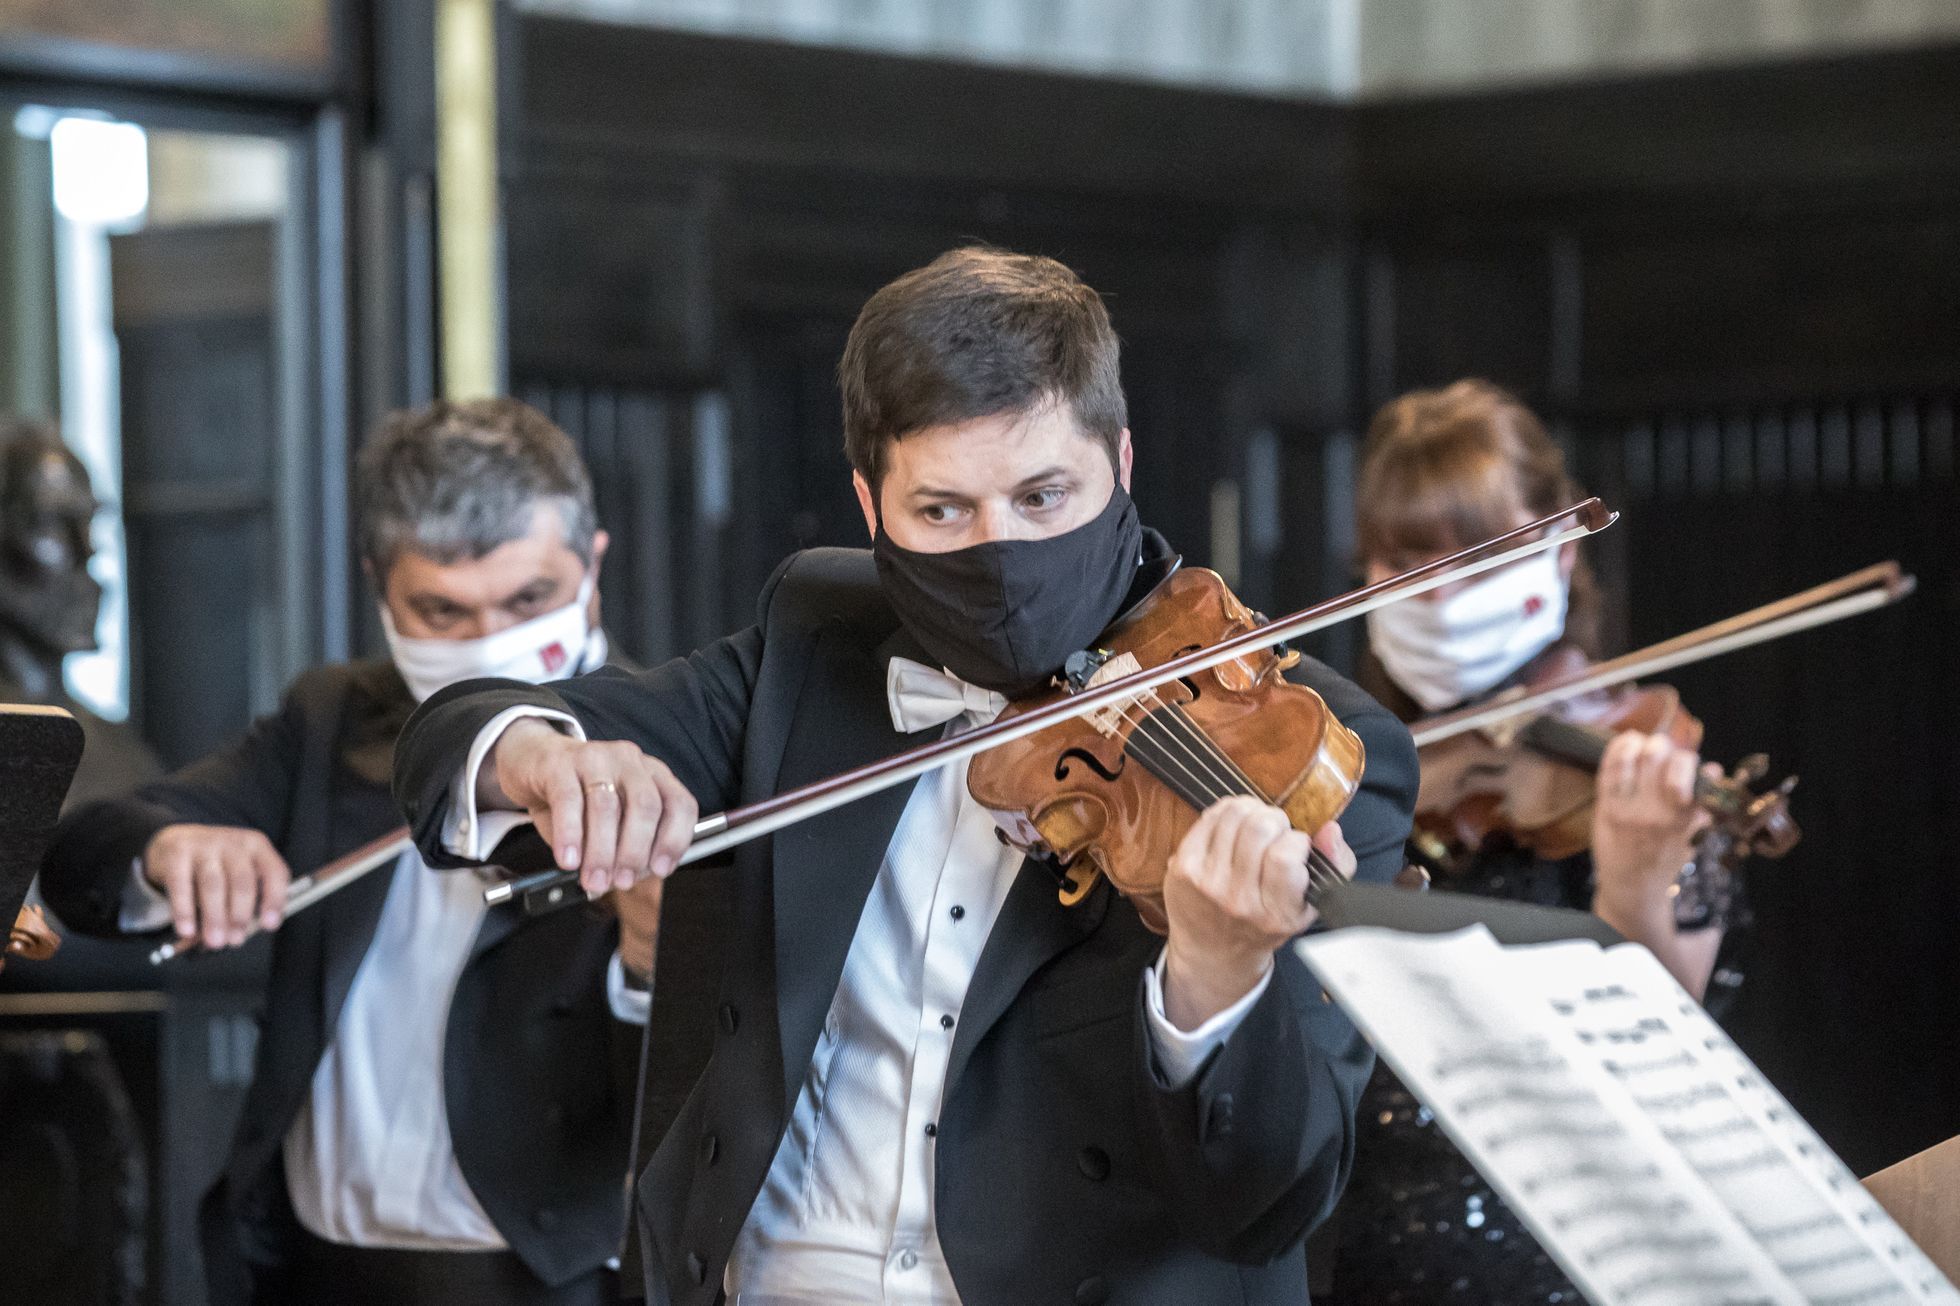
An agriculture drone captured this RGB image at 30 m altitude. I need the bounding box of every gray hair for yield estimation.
[355,398,596,578]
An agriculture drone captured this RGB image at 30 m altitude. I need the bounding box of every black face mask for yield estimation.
[874,485,1145,696]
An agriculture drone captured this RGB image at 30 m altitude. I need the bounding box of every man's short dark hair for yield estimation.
[355,398,595,578]
[839,247,1127,488]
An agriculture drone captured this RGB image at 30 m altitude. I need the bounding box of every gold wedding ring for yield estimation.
[584,779,618,795]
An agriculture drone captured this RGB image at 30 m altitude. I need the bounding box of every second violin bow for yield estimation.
[1411,561,1915,749]
[148,828,413,964]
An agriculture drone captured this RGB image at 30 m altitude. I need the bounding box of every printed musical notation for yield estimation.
[1296,927,1959,1306]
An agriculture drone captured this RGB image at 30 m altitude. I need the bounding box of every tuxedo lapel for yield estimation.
[770,624,937,1113]
[318,807,406,1032]
[946,862,1111,1092]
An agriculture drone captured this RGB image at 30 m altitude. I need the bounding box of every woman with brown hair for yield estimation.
[1325,379,1744,1302]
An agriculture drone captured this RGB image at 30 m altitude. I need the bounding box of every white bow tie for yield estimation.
[886,657,1008,734]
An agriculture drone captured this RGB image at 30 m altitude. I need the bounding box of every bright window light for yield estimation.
[50,117,149,228]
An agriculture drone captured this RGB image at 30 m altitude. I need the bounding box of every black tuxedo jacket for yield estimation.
[39,659,637,1303]
[396,542,1418,1306]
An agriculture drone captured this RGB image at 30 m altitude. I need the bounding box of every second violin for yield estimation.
[1407,560,1912,882]
[1411,651,1799,883]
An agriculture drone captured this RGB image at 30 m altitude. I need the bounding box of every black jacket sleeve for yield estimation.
[39,672,315,937]
[1132,675,1419,1263]
[394,562,793,870]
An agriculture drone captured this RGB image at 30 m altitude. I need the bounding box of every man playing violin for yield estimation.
[393,247,1419,1304]
[39,400,660,1305]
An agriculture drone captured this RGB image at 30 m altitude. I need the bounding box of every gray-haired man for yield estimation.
[41,399,656,1306]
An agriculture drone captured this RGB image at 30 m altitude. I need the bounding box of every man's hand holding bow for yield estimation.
[482,719,698,896]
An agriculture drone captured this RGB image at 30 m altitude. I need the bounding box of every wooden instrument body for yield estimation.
[1415,681,1701,869]
[969,567,1364,933]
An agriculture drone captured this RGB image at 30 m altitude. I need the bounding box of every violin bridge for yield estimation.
[1079,651,1145,738]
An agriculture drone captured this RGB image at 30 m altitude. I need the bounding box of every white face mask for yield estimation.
[381,575,597,702]
[1366,548,1569,713]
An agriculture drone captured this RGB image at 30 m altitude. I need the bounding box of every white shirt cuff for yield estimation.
[1142,947,1273,1090]
[119,858,175,933]
[606,951,652,1025]
[440,705,586,861]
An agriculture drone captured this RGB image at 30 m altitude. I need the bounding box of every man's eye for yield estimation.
[1023,488,1067,511]
[920,503,963,525]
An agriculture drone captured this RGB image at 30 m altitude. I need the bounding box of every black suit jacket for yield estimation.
[396,542,1418,1306]
[40,659,637,1303]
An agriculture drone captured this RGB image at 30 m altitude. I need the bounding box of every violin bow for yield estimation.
[1410,561,1916,749]
[488,498,1617,908]
[148,828,413,963]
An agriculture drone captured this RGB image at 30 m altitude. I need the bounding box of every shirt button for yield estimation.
[949,904,965,920]
[1077,1146,1111,1181]
[898,1249,919,1270]
[924,1122,937,1138]
[939,1014,954,1030]
[1206,1093,1236,1140]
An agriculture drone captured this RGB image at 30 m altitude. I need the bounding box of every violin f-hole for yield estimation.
[1055,747,1124,783]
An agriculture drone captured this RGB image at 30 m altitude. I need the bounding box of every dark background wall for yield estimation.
[1351,51,1960,1179]
[500,18,1356,662]
[502,16,1960,1177]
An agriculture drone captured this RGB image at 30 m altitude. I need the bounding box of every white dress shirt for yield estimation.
[122,838,650,1250]
[285,847,508,1247]
[457,656,1270,1302]
[118,635,650,1250]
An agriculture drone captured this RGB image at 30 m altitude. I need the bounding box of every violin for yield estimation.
[967,565,1363,933]
[1410,650,1799,878]
[4,902,60,971]
[1405,561,1915,879]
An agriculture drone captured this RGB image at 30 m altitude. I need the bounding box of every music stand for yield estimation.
[0,705,86,933]
[1316,879,1627,948]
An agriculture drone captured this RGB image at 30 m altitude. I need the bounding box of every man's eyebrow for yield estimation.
[904,466,1079,502]
[1011,465,1076,491]
[905,483,977,504]
[496,575,558,607]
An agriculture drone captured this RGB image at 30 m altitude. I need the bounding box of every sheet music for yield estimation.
[1517,942,1954,1305]
[1296,927,1960,1306]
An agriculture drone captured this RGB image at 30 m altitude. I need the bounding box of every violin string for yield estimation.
[1137,692,1347,897]
[1116,711,1339,900]
[1091,682,1344,900]
[1098,690,1344,899]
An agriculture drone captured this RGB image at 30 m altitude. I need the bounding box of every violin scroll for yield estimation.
[4,902,61,972]
[1704,763,1800,862]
